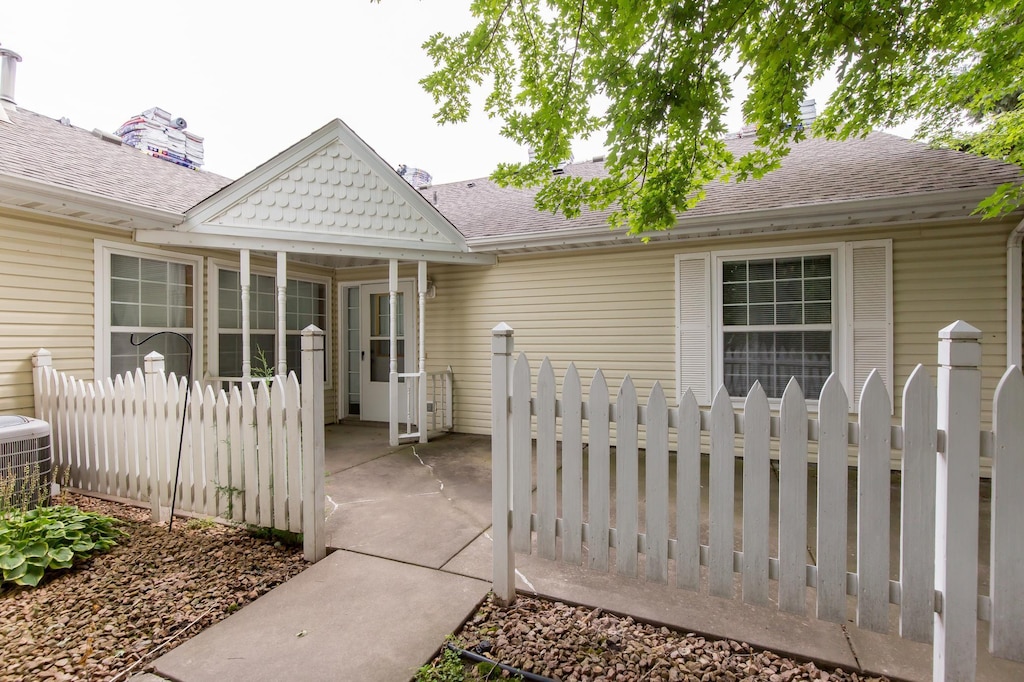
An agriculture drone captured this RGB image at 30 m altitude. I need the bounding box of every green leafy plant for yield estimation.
[0,505,125,589]
[251,346,275,381]
[213,481,244,521]
[414,642,466,682]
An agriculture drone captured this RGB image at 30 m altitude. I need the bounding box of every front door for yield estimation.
[359,281,414,422]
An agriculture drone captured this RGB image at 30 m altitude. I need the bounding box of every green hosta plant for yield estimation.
[0,506,126,589]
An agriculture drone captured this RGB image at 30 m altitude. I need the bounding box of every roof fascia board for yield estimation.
[135,228,497,265]
[465,187,1003,251]
[180,119,473,253]
[0,173,183,228]
[184,222,473,253]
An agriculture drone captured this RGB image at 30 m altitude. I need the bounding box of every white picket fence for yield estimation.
[490,321,1024,681]
[31,326,327,563]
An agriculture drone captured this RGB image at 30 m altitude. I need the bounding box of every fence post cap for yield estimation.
[492,322,514,336]
[938,320,981,340]
[31,349,52,366]
[301,324,325,336]
[144,351,164,360]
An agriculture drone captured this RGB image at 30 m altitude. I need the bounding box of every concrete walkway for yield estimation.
[146,424,1024,682]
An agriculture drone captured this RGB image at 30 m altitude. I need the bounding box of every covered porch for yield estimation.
[134,119,494,444]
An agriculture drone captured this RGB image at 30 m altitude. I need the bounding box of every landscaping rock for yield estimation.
[0,495,306,682]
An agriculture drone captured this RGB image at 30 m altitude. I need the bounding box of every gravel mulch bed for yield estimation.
[431,594,891,682]
[0,494,307,682]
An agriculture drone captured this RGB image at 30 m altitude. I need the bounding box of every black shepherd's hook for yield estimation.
[130,331,192,532]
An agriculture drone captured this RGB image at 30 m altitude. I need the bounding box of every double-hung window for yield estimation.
[215,267,327,379]
[676,240,892,408]
[101,246,200,379]
[721,254,833,399]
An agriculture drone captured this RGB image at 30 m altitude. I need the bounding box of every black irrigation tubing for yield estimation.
[130,331,192,533]
[445,642,557,682]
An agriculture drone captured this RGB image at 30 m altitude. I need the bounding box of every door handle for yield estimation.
[361,350,365,360]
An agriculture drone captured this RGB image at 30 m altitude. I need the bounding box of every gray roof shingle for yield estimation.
[0,106,232,213]
[424,132,1024,240]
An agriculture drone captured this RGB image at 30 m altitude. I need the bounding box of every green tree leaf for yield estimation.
[419,0,1024,232]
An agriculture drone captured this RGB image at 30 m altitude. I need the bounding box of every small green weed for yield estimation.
[246,525,302,547]
[184,517,216,531]
[0,505,125,589]
[415,640,465,682]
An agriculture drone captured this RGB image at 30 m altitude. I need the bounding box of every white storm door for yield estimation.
[359,281,414,423]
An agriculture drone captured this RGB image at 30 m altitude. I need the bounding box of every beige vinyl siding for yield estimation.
[0,207,338,423]
[0,208,128,415]
[413,218,1015,436]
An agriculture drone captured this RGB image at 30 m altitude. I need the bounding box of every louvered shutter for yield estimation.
[677,254,712,405]
[848,240,893,409]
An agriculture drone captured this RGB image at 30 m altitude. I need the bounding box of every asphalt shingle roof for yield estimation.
[0,106,232,213]
[425,132,1024,240]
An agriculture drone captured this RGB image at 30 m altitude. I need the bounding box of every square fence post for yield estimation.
[301,325,326,563]
[491,323,515,604]
[934,321,982,681]
[144,351,166,523]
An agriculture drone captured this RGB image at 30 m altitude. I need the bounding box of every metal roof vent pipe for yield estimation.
[0,44,22,111]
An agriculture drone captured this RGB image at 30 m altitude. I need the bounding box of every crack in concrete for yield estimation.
[840,624,863,671]
[324,494,341,522]
[410,446,452,502]
[482,531,537,594]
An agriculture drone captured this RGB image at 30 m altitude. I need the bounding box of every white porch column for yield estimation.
[240,249,252,380]
[388,259,399,446]
[418,260,428,444]
[276,252,288,377]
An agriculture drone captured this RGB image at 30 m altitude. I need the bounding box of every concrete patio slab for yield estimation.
[153,549,490,682]
[324,448,489,568]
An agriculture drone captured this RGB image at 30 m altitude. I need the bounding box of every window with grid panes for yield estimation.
[721,254,833,399]
[217,269,326,379]
[109,253,194,379]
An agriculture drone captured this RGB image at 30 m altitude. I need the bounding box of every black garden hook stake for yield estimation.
[129,331,192,532]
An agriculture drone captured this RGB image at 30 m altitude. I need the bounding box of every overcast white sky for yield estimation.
[2,1,910,184]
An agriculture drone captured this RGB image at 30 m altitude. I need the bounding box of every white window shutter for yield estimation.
[847,240,893,409]
[676,254,712,405]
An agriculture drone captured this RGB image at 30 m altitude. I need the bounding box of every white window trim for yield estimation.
[94,240,204,380]
[208,259,332,388]
[709,242,850,410]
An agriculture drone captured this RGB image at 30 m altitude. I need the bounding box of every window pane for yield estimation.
[775,280,802,303]
[370,339,405,382]
[749,281,774,304]
[722,282,746,305]
[723,261,747,283]
[110,254,139,280]
[805,302,831,324]
[722,305,747,325]
[749,259,774,281]
[804,255,831,278]
[804,278,830,302]
[775,257,801,280]
[723,331,832,399]
[749,304,774,325]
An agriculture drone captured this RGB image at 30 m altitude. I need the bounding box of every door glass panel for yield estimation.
[370,293,404,337]
[369,340,404,382]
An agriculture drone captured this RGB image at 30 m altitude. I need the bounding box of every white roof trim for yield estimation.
[0,172,183,229]
[135,227,496,265]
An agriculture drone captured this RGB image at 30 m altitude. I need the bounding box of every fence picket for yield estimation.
[286,374,302,533]
[256,381,273,527]
[220,385,242,524]
[616,376,639,577]
[561,364,583,565]
[857,370,892,632]
[177,381,195,513]
[96,379,111,496]
[645,382,669,584]
[588,370,611,571]
[778,379,808,613]
[742,382,770,606]
[511,354,533,553]
[164,374,181,512]
[215,391,231,520]
[131,370,146,501]
[536,358,557,560]
[84,381,98,493]
[990,365,1024,660]
[112,375,127,498]
[187,382,204,513]
[272,378,288,530]
[900,365,937,642]
[202,385,218,517]
[241,382,258,525]
[676,389,701,591]
[709,386,736,599]
[816,375,849,623]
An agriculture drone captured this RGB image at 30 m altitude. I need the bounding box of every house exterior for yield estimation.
[1,55,1021,450]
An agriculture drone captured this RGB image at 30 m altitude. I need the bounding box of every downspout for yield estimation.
[1008,219,1024,368]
